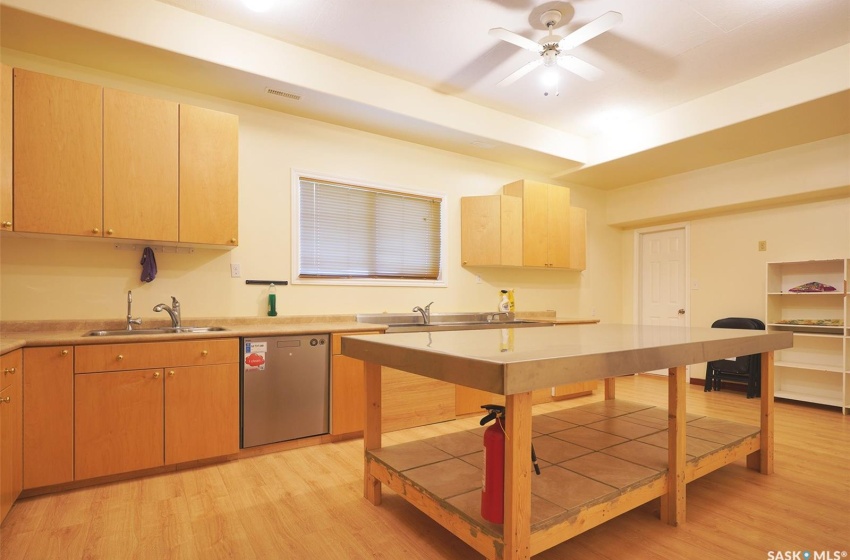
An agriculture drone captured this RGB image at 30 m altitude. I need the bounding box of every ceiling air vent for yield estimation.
[265,87,301,101]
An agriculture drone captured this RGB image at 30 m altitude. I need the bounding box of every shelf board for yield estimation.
[775,361,845,374]
[773,330,848,339]
[774,390,843,408]
[767,291,846,296]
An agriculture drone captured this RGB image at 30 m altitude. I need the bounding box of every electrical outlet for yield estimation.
[758,240,767,252]
[230,263,241,278]
[475,275,482,284]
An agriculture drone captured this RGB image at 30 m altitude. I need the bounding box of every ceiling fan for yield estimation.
[490,9,622,87]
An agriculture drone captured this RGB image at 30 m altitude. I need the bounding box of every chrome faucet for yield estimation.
[153,296,182,328]
[412,301,434,325]
[126,291,142,330]
[487,311,511,323]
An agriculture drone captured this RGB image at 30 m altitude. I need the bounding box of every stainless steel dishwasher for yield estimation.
[240,335,329,448]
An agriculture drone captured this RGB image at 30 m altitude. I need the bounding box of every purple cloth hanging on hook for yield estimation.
[140,247,157,282]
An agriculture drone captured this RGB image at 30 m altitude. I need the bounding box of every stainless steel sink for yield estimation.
[382,320,546,333]
[356,312,552,333]
[84,326,228,336]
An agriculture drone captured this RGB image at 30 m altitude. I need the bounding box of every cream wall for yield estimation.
[0,51,620,323]
[619,191,849,379]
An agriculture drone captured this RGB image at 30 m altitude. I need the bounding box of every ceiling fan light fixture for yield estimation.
[242,0,275,13]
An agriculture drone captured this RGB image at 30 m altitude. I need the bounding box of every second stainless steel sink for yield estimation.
[84,326,228,337]
[356,312,552,333]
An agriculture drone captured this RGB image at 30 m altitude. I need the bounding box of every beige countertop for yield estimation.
[341,323,793,395]
[0,316,380,354]
[0,313,596,355]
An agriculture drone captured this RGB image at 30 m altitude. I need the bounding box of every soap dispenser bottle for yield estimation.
[499,290,510,312]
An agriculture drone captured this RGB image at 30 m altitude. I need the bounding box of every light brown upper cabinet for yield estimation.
[569,206,587,271]
[1,64,12,231]
[460,180,586,270]
[179,105,239,246]
[13,68,103,236]
[104,88,179,241]
[503,179,571,268]
[9,67,238,247]
[460,195,522,267]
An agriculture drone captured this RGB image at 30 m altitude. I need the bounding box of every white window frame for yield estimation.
[291,169,448,287]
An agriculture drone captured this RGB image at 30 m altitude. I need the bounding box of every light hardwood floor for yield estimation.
[1,374,848,559]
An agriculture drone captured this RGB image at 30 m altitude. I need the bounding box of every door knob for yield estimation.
[153,372,160,379]
[169,370,175,377]
[678,309,686,315]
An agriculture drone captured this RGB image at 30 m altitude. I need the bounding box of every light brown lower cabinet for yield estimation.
[1,349,23,523]
[74,339,239,481]
[75,368,164,480]
[164,363,239,464]
[382,367,455,432]
[455,386,554,417]
[22,346,74,489]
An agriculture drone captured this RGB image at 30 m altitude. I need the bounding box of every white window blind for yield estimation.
[298,177,443,281]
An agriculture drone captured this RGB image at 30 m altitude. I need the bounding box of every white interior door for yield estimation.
[637,226,689,376]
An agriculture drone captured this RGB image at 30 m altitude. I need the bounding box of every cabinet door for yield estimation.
[331,354,366,435]
[0,350,22,522]
[75,369,164,480]
[569,206,587,271]
[546,185,571,268]
[22,347,74,489]
[382,367,455,431]
[520,181,550,267]
[460,195,521,267]
[179,104,238,246]
[553,381,597,399]
[164,363,238,464]
[0,64,11,231]
[13,69,103,236]
[104,88,178,241]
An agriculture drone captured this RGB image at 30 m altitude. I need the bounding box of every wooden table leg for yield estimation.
[747,351,774,474]
[504,392,532,560]
[604,377,616,400]
[363,361,382,505]
[660,365,686,526]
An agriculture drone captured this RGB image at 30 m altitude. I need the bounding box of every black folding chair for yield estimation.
[704,317,765,398]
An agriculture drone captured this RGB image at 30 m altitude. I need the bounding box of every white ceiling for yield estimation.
[1,0,849,187]
[154,0,850,136]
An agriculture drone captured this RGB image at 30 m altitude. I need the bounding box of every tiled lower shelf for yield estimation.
[367,400,760,555]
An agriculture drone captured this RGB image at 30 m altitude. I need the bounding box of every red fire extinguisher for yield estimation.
[480,404,540,524]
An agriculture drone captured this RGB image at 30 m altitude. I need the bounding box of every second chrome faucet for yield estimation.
[153,296,182,328]
[412,301,434,325]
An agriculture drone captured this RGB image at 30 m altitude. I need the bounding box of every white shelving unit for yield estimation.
[766,259,849,414]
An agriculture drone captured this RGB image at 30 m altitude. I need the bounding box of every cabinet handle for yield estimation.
[153,372,160,379]
[3,367,15,375]
[230,237,237,244]
[168,370,175,377]
[201,350,209,357]
[106,228,114,235]
[0,396,10,404]
[61,349,69,356]
[1,221,11,228]
[92,227,100,234]
[117,354,124,361]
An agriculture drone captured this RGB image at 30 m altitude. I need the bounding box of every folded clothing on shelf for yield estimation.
[788,281,837,292]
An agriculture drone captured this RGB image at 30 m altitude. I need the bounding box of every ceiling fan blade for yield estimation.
[489,27,542,53]
[497,59,543,87]
[557,55,604,81]
[558,11,622,50]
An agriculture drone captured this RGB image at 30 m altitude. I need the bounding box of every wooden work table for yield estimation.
[341,324,793,560]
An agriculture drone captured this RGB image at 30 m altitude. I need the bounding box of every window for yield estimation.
[293,172,446,286]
